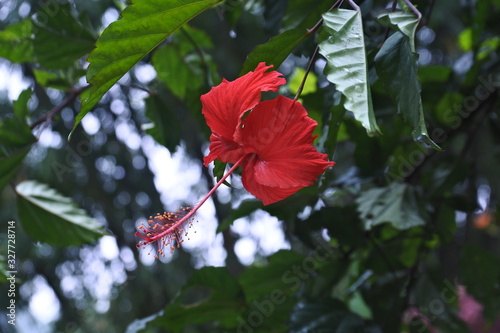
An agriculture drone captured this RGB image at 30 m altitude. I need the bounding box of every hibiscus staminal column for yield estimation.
[135,154,248,258]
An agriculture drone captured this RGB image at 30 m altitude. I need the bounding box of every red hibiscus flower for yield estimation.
[201,62,335,205]
[135,63,334,257]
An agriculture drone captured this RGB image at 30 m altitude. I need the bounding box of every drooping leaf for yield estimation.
[356,182,426,230]
[377,11,419,51]
[375,32,440,150]
[13,89,33,118]
[319,9,380,135]
[149,267,245,332]
[0,19,34,63]
[15,180,107,246]
[240,28,308,75]
[74,0,222,136]
[143,93,181,152]
[0,117,37,191]
[32,4,95,69]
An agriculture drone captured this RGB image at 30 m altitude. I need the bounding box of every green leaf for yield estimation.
[356,182,426,230]
[375,32,440,150]
[32,4,95,69]
[212,159,232,190]
[240,28,307,75]
[319,9,380,135]
[477,36,500,60]
[239,250,305,302]
[13,89,33,119]
[149,267,245,331]
[377,11,419,51]
[143,93,181,151]
[33,69,73,90]
[0,19,34,63]
[15,180,107,246]
[289,299,382,333]
[152,45,201,99]
[458,28,474,52]
[74,0,222,136]
[0,117,37,191]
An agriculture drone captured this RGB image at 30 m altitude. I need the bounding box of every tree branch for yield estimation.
[30,85,90,130]
[294,45,319,101]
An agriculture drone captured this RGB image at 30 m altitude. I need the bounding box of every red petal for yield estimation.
[252,146,334,188]
[203,133,245,166]
[242,148,334,205]
[201,63,286,165]
[242,154,305,205]
[240,96,317,156]
[239,96,335,205]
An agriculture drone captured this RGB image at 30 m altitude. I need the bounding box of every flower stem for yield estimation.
[145,154,248,243]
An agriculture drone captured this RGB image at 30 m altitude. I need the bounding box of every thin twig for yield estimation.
[30,85,90,130]
[422,0,437,27]
[348,0,359,11]
[119,83,152,94]
[294,46,319,101]
[297,0,345,100]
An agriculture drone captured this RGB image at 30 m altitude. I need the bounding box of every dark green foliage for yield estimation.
[1,1,500,332]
